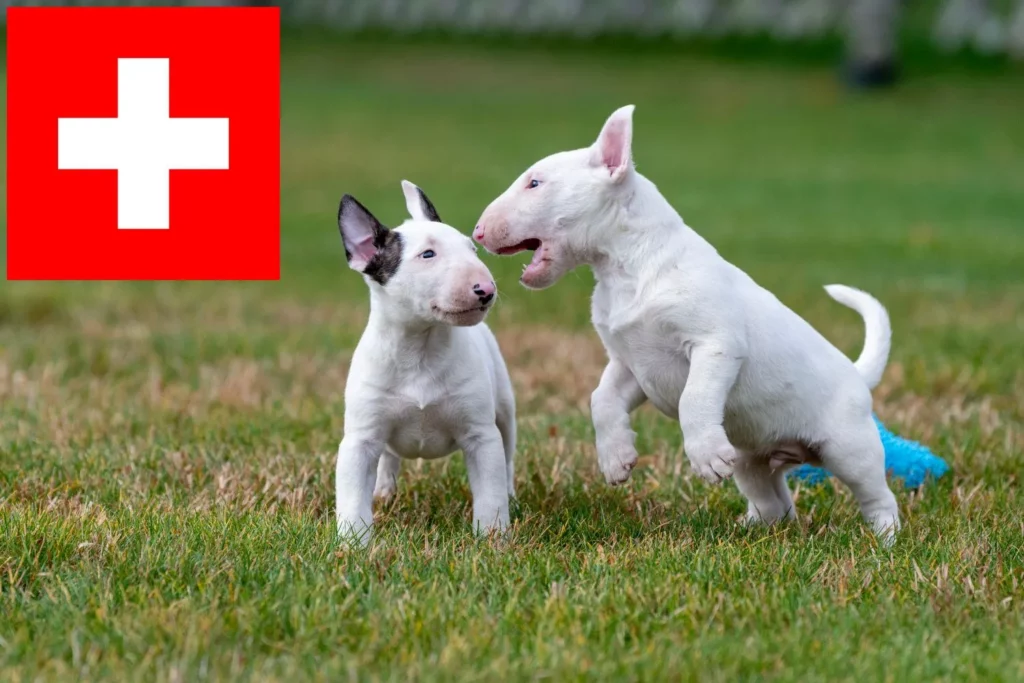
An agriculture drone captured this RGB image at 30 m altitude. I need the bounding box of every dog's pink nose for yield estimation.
[473,281,495,305]
[473,225,485,242]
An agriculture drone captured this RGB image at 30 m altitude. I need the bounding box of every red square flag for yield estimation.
[6,7,280,280]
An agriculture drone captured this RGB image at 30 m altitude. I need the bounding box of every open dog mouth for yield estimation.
[497,238,554,285]
[496,238,541,255]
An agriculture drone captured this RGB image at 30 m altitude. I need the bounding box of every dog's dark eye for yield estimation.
[420,250,436,259]
[528,179,541,189]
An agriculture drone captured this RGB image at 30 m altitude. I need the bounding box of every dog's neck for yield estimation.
[587,171,715,285]
[365,291,455,364]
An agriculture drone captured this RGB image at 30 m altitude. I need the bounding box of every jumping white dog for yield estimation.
[473,106,900,540]
[335,181,516,543]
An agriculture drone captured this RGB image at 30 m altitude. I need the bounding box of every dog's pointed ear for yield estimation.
[591,104,635,182]
[338,195,389,271]
[401,179,442,222]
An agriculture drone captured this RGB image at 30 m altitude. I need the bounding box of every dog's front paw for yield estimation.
[336,517,373,548]
[686,432,737,484]
[597,437,639,486]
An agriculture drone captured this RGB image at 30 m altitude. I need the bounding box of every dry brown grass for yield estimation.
[4,316,1020,540]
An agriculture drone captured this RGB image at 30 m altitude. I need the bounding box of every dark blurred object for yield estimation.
[844,59,899,88]
[845,0,900,89]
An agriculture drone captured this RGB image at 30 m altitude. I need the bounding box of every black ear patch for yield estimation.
[337,194,404,285]
[415,187,442,223]
[363,230,403,286]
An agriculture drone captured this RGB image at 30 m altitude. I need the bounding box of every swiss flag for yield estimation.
[6,6,280,280]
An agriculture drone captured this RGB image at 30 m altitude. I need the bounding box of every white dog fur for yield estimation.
[335,181,516,543]
[473,105,900,540]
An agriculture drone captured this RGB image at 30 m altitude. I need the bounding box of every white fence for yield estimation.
[3,1,1023,60]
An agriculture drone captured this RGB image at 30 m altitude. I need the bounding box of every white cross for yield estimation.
[58,58,230,230]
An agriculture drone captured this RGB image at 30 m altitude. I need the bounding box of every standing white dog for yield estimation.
[473,106,900,540]
[335,181,516,543]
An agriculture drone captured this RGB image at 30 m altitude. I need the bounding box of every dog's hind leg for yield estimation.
[819,419,900,544]
[496,412,516,498]
[495,390,517,498]
[373,448,401,500]
[771,468,796,521]
[734,453,796,525]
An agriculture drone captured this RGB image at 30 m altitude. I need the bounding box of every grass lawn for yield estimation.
[2,37,1024,681]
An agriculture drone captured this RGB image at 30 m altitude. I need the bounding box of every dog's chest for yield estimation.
[595,299,692,419]
[385,377,462,460]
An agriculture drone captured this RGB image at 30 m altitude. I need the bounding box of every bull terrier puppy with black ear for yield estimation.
[473,105,901,542]
[335,181,516,544]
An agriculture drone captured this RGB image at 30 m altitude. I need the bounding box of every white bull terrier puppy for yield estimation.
[335,181,516,544]
[473,106,900,541]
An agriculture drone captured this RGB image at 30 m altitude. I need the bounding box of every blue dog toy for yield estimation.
[788,415,949,488]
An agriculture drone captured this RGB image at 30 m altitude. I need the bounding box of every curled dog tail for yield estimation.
[824,284,891,390]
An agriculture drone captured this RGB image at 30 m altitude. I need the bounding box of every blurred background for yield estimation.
[6,0,1024,67]
[3,0,1021,375]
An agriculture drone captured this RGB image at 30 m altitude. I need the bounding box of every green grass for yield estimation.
[3,38,1024,681]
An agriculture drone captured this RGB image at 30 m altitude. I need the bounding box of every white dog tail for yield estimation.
[824,284,891,390]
